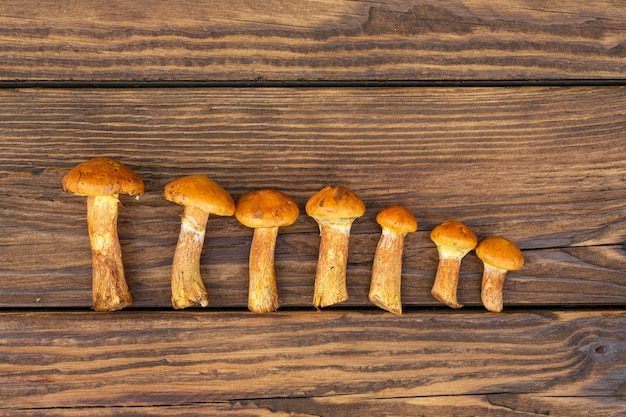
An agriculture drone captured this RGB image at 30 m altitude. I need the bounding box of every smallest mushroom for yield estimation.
[163,175,235,310]
[475,237,524,313]
[236,189,299,313]
[369,206,417,315]
[429,221,477,308]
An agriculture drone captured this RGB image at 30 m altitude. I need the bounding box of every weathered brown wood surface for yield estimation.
[0,0,625,415]
[0,0,624,81]
[0,87,624,309]
[0,310,625,415]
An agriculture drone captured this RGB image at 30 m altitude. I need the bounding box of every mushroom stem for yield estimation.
[313,220,352,308]
[248,227,280,313]
[369,229,405,315]
[481,263,507,313]
[429,221,477,309]
[86,195,132,312]
[171,205,210,309]
[431,256,463,309]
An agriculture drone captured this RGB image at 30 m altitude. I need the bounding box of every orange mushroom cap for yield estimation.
[62,157,144,197]
[476,237,524,271]
[376,206,417,234]
[305,185,365,220]
[430,220,477,250]
[163,175,235,216]
[236,189,299,228]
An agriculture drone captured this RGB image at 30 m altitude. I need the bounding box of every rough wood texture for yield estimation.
[1,1,625,413]
[0,310,624,414]
[0,87,624,309]
[0,0,624,81]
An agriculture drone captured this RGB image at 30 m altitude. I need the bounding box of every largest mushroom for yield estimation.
[306,185,365,308]
[62,157,144,311]
[163,175,235,310]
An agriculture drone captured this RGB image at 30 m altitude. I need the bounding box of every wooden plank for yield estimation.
[0,310,624,413]
[0,0,624,81]
[256,395,626,417]
[0,404,294,417]
[3,396,625,417]
[0,87,624,309]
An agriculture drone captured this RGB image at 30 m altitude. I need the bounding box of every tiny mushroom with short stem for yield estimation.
[475,236,524,313]
[235,189,299,313]
[163,175,235,310]
[429,220,477,308]
[369,206,418,315]
[62,157,144,312]
[306,185,365,309]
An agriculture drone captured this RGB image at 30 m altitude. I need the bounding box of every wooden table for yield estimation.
[1,1,624,415]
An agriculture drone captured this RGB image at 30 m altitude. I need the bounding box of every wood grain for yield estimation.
[0,0,624,81]
[2,2,624,414]
[0,87,624,309]
[0,404,296,417]
[0,310,624,414]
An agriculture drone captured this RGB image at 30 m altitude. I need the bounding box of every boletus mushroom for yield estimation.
[429,220,477,308]
[306,185,365,308]
[62,157,144,311]
[235,189,299,313]
[475,237,524,312]
[369,205,417,315]
[163,175,235,310]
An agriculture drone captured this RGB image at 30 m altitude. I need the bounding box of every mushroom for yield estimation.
[235,189,299,313]
[475,237,524,312]
[62,157,144,311]
[306,185,365,308]
[429,220,477,308]
[369,206,417,315]
[163,175,235,310]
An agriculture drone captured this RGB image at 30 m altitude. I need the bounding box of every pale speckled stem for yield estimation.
[369,229,406,315]
[248,227,280,313]
[431,256,463,309]
[481,263,507,312]
[312,220,353,308]
[87,194,132,312]
[431,242,475,309]
[170,205,209,309]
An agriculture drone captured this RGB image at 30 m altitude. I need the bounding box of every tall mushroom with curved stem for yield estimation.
[475,237,524,312]
[429,220,477,309]
[163,175,235,310]
[369,205,417,315]
[306,185,365,309]
[62,157,144,312]
[235,189,299,313]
